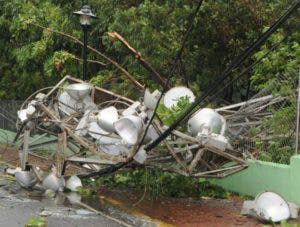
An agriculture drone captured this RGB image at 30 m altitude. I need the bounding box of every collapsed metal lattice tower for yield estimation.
[13,73,295,191]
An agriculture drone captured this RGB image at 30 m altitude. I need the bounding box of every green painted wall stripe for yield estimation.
[213,155,300,205]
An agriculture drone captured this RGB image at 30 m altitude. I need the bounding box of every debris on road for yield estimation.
[241,191,299,222]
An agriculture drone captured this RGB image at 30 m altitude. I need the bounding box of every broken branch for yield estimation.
[71,55,107,66]
[108,31,168,88]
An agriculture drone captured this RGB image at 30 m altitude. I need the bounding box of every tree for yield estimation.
[0,0,297,102]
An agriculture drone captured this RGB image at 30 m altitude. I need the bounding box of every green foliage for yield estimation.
[44,51,78,78]
[76,186,97,197]
[26,217,46,227]
[198,179,233,199]
[157,96,192,126]
[0,0,295,101]
[279,220,298,227]
[250,29,299,164]
[253,99,296,164]
[257,141,294,164]
[263,220,299,227]
[251,30,299,91]
[91,168,233,199]
[0,0,81,99]
[90,70,114,88]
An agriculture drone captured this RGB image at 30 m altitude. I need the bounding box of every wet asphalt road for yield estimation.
[0,184,123,227]
[0,166,154,227]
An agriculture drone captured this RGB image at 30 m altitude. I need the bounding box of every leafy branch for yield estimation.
[30,22,145,90]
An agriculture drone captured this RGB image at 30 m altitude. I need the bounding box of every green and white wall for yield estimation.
[214,155,300,205]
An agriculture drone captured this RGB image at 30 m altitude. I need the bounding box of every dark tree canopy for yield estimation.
[0,0,298,102]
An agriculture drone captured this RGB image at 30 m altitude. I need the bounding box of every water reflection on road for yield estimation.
[0,168,156,227]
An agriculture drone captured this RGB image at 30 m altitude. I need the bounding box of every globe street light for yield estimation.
[73,5,97,81]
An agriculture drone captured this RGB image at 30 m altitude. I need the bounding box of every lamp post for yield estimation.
[73,5,97,81]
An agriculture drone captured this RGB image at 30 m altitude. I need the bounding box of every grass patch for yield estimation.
[26,217,46,227]
[81,168,237,199]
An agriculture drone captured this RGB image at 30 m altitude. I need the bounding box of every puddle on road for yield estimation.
[0,172,166,226]
[0,159,166,226]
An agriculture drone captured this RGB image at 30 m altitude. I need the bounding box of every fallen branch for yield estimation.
[108,32,168,88]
